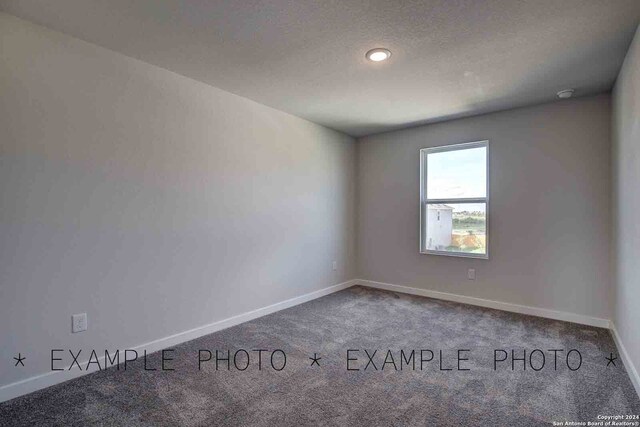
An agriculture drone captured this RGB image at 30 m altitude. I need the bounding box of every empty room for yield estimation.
[1,1,640,426]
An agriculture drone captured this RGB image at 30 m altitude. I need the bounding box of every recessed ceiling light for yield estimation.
[366,48,391,62]
[557,89,574,99]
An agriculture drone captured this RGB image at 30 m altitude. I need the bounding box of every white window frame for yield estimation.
[419,140,489,259]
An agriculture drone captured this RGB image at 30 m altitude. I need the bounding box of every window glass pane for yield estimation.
[427,146,486,199]
[425,203,486,255]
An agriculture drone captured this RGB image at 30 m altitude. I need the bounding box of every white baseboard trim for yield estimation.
[355,279,611,328]
[0,279,357,404]
[609,323,640,397]
[4,279,634,403]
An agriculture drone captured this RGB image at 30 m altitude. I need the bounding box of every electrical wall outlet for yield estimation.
[467,268,476,280]
[332,261,337,271]
[72,313,88,333]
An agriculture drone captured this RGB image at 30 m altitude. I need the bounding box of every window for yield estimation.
[420,140,489,258]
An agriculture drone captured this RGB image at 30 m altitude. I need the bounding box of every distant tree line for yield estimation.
[453,216,484,225]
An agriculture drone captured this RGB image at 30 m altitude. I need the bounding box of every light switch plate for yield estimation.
[72,313,88,333]
[467,268,476,280]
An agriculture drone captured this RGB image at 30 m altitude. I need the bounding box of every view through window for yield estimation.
[420,141,488,258]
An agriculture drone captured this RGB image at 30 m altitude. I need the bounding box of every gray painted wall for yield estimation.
[0,13,356,388]
[357,95,612,319]
[612,24,640,375]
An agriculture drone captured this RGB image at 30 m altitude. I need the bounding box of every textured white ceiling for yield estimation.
[2,1,639,136]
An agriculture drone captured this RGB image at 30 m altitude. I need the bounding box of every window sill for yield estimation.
[420,250,489,260]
